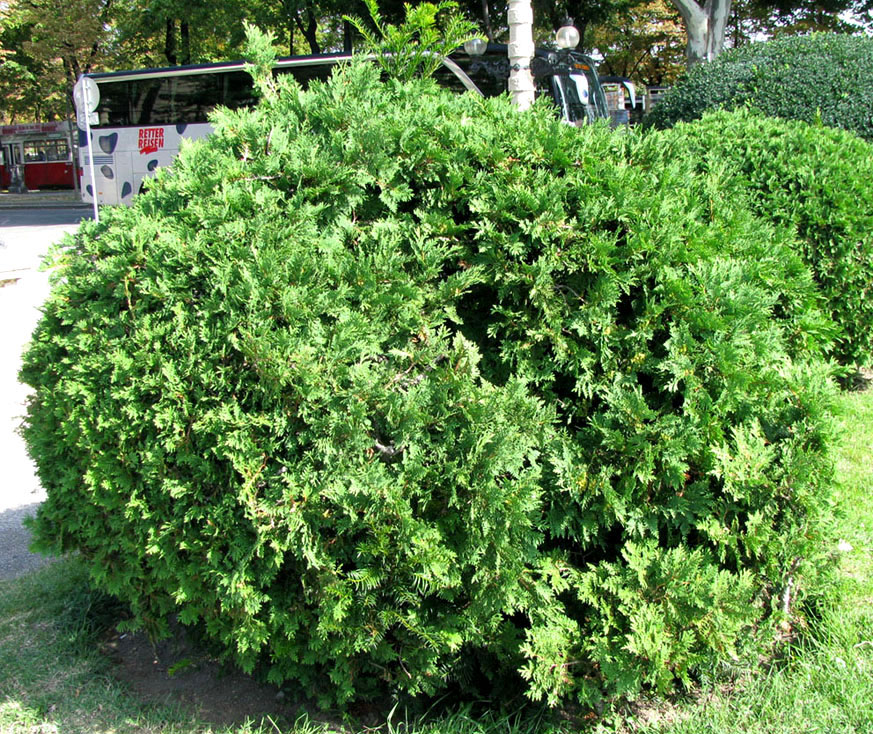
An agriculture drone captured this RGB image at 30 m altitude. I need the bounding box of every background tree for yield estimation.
[668,0,731,66]
[0,0,113,121]
[14,0,113,85]
[252,0,355,55]
[0,6,59,121]
[111,0,262,66]
[531,0,639,49]
[592,0,686,84]
[667,0,870,67]
[728,0,868,45]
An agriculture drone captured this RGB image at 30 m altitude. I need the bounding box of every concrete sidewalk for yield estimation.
[0,215,82,579]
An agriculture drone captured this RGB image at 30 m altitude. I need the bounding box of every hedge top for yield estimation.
[645,33,873,141]
[654,107,873,366]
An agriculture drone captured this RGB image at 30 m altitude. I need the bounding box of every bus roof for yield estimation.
[81,44,601,85]
[85,52,355,84]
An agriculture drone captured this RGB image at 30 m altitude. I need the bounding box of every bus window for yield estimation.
[97,81,133,126]
[93,64,340,128]
[167,74,223,122]
[129,78,176,125]
[433,53,510,97]
[274,62,336,90]
[221,70,257,110]
[96,75,225,127]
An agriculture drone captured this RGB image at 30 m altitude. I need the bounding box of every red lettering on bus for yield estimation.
[138,128,164,155]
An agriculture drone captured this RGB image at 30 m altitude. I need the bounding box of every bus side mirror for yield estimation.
[622,80,636,110]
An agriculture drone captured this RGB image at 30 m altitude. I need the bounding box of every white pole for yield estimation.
[508,0,535,110]
[83,85,99,223]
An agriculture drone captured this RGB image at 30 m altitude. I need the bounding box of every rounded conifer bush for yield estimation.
[22,60,838,708]
[655,108,873,366]
[645,33,873,142]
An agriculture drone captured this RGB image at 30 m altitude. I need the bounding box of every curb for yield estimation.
[0,202,91,211]
[0,193,90,211]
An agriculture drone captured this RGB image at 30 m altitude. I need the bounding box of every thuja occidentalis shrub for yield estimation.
[654,108,873,367]
[22,59,839,708]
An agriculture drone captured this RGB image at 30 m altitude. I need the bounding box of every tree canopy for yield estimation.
[1,0,871,121]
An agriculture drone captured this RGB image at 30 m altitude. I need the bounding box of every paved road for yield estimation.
[0,207,91,228]
[0,207,92,580]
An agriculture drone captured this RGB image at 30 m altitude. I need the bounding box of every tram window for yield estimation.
[23,140,70,162]
[24,143,46,162]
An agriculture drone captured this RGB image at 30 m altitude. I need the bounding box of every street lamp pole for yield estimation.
[507,0,535,110]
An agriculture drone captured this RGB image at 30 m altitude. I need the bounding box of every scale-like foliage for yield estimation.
[656,108,873,366]
[22,60,838,707]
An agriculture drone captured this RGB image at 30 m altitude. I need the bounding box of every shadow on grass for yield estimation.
[840,366,873,392]
[0,558,321,733]
[0,558,560,734]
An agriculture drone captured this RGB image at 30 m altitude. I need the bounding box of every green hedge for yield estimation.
[22,61,838,708]
[645,33,873,142]
[655,108,873,366]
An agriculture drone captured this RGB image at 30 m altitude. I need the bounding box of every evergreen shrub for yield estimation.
[655,108,873,366]
[22,60,839,708]
[645,33,873,142]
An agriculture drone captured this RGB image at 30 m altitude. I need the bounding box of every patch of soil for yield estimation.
[99,618,338,729]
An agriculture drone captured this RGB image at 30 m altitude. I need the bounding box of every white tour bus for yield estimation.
[74,42,628,206]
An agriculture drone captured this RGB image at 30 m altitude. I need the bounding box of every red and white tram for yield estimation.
[0,121,77,190]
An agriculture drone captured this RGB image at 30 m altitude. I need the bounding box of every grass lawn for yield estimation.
[625,385,873,734]
[2,387,872,734]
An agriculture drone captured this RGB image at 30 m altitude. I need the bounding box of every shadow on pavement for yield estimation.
[0,502,54,581]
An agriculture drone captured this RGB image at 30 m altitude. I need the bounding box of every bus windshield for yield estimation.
[558,71,608,124]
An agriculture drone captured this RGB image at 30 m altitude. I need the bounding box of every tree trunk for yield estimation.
[293,8,321,55]
[181,21,191,65]
[481,0,495,40]
[63,56,79,90]
[343,19,353,53]
[670,0,732,67]
[576,19,588,50]
[165,18,178,65]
